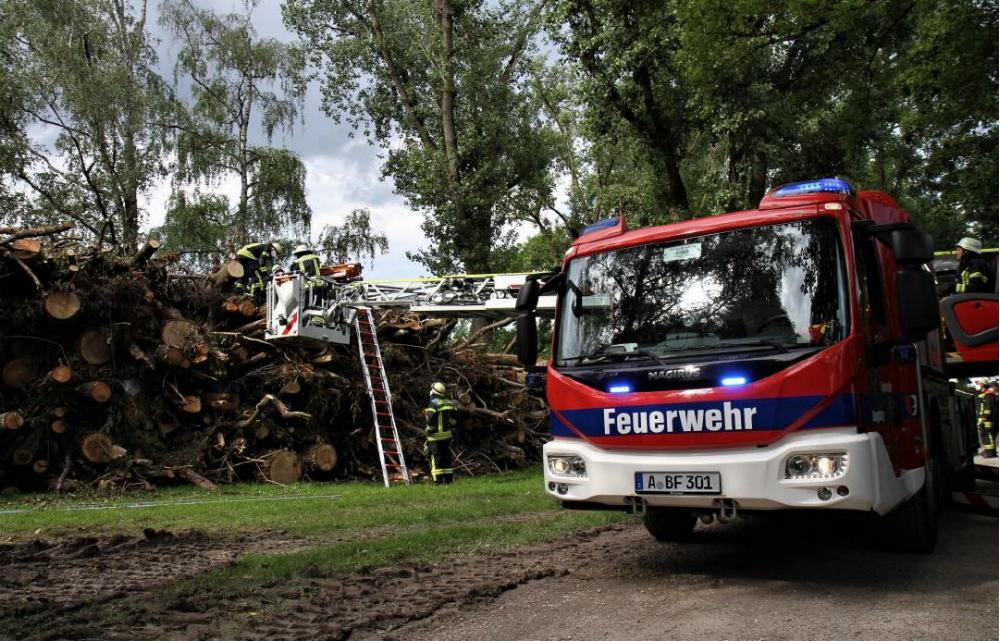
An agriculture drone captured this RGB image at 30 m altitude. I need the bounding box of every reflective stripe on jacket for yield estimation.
[292,253,323,284]
[237,243,267,260]
[955,255,992,293]
[425,397,456,441]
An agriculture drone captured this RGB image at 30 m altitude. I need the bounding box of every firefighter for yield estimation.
[953,237,993,294]
[289,245,324,285]
[236,241,282,304]
[977,380,997,458]
[289,244,327,325]
[424,381,456,484]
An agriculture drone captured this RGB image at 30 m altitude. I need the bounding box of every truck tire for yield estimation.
[884,468,938,554]
[642,508,696,542]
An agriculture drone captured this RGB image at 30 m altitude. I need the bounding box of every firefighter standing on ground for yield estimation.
[236,241,282,304]
[977,380,997,458]
[424,382,456,484]
[953,237,993,294]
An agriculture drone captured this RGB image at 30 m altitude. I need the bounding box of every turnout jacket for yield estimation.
[424,397,456,441]
[955,254,993,294]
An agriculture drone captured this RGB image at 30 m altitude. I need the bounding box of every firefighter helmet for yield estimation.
[270,242,284,254]
[293,244,310,256]
[430,381,447,397]
[956,237,982,254]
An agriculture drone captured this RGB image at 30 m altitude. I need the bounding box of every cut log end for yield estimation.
[307,443,337,473]
[3,357,39,389]
[51,419,68,434]
[81,432,124,464]
[78,330,112,365]
[179,395,202,414]
[1,412,24,430]
[78,381,112,403]
[50,364,73,384]
[265,450,302,484]
[44,291,81,320]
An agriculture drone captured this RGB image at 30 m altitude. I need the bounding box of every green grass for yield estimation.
[0,468,609,540]
[0,468,628,621]
[174,510,624,602]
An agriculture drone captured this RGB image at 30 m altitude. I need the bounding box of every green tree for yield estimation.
[552,0,693,216]
[317,208,389,265]
[283,0,558,274]
[0,0,173,250]
[159,0,311,254]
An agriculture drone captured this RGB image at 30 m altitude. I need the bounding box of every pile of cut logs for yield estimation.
[0,224,548,493]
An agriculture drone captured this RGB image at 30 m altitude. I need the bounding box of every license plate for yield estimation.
[635,472,721,495]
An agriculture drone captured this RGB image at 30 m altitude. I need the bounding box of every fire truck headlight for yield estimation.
[784,453,847,480]
[548,455,587,478]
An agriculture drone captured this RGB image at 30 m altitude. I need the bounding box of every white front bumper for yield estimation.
[543,429,924,515]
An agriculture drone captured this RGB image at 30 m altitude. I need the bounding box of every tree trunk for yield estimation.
[131,238,161,266]
[210,260,245,287]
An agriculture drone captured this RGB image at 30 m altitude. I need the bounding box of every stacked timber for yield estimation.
[0,224,547,493]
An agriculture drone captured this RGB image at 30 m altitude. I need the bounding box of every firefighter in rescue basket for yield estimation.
[424,382,456,484]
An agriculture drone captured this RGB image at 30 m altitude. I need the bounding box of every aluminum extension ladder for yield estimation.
[353,308,410,486]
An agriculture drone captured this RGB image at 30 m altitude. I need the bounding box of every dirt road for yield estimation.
[378,510,999,641]
[1,509,995,640]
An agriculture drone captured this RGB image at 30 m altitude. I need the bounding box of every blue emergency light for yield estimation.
[769,178,853,198]
[581,216,622,236]
[608,383,633,394]
[720,376,748,387]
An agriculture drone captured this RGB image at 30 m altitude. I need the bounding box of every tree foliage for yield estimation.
[159,0,310,254]
[550,0,997,248]
[0,0,174,249]
[317,208,389,265]
[284,0,558,274]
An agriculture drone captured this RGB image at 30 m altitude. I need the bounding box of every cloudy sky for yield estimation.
[144,0,427,278]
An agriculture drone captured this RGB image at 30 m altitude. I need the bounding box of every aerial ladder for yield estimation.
[264,267,556,486]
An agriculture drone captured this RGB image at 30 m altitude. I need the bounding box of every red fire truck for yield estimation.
[515,178,997,552]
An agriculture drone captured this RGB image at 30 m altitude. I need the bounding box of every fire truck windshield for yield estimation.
[555,218,849,367]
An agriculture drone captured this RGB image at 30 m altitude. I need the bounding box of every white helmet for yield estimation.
[430,381,447,397]
[293,244,310,255]
[956,237,982,254]
[270,242,283,254]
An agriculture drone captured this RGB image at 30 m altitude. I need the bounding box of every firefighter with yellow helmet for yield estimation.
[424,381,456,483]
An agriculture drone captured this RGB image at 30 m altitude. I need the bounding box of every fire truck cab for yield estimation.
[515,178,991,552]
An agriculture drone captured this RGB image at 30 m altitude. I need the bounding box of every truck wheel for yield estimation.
[642,508,696,542]
[884,470,939,554]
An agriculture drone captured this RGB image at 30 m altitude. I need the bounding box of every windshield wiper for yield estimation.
[562,347,664,365]
[713,340,790,354]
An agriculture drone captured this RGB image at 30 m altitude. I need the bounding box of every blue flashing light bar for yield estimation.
[581,216,621,236]
[608,383,633,394]
[769,178,853,198]
[720,376,748,387]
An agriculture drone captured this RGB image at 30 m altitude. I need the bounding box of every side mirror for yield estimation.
[888,230,933,264]
[516,312,538,370]
[896,267,938,338]
[516,278,540,311]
